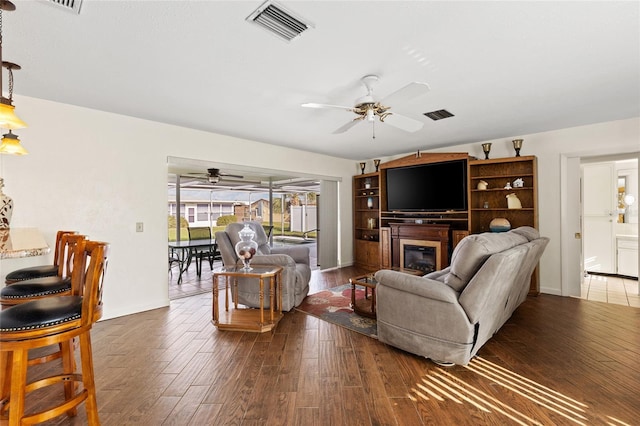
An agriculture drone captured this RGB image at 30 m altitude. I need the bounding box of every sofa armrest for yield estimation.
[271,246,310,265]
[250,254,296,268]
[374,270,459,304]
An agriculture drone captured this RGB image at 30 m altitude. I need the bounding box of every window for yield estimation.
[197,204,209,221]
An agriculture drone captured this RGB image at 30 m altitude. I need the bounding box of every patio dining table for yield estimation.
[168,238,218,284]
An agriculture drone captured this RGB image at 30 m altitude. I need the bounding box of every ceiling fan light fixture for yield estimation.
[366,107,375,122]
[0,130,27,155]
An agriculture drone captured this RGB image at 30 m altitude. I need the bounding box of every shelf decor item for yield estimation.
[367,197,374,209]
[477,180,488,190]
[364,178,371,189]
[374,159,381,172]
[489,218,511,232]
[513,178,524,188]
[234,223,258,271]
[512,139,523,157]
[359,162,366,174]
[0,178,12,229]
[506,193,522,209]
[481,143,492,160]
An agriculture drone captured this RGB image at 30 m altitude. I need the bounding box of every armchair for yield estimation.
[215,221,311,311]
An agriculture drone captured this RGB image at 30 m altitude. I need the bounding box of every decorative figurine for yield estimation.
[506,193,522,209]
[513,178,524,188]
[477,180,488,190]
[504,181,512,190]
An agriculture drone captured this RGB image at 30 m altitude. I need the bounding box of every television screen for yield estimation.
[386,160,468,211]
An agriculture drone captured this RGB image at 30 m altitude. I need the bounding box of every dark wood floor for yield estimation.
[12,266,640,425]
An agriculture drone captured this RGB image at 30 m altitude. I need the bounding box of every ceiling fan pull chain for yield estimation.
[372,120,376,140]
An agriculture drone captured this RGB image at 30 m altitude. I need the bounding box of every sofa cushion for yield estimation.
[444,231,528,291]
[510,226,539,241]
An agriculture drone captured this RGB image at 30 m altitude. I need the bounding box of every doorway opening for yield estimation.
[580,156,638,307]
[166,157,340,300]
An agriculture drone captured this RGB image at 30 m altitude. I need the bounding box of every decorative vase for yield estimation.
[235,223,258,271]
[367,197,373,209]
[506,193,522,209]
[489,218,511,233]
[0,178,13,229]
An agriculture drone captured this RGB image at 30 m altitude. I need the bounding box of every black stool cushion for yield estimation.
[0,296,82,332]
[5,265,58,283]
[0,277,71,300]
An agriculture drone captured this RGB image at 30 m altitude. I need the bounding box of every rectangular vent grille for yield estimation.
[247,1,311,42]
[424,109,454,121]
[47,0,83,14]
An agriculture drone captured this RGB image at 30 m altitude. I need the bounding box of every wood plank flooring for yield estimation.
[8,266,640,425]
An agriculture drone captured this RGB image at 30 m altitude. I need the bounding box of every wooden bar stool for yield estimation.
[0,239,109,425]
[1,234,86,308]
[4,231,77,285]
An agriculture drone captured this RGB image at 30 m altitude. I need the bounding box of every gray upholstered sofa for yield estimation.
[215,221,311,311]
[374,226,549,366]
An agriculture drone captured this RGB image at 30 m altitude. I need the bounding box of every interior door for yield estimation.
[582,163,616,274]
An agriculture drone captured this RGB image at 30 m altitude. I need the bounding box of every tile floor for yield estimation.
[581,273,640,307]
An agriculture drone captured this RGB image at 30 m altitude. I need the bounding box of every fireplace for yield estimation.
[400,239,441,273]
[388,223,449,270]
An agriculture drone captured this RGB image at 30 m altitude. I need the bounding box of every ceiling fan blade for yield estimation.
[333,119,362,134]
[382,112,424,133]
[381,82,430,106]
[302,102,354,111]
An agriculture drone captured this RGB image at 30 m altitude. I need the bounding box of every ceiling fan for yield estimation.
[302,75,430,134]
[183,168,244,184]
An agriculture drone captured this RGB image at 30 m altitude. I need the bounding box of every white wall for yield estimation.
[0,95,356,319]
[373,117,640,296]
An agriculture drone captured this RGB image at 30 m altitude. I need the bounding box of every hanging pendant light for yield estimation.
[0,1,27,132]
[0,129,26,155]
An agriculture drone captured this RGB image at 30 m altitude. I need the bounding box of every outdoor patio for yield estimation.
[169,237,318,300]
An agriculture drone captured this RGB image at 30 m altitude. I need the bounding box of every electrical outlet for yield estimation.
[136,222,144,232]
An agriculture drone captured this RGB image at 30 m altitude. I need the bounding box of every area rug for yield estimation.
[295,284,378,338]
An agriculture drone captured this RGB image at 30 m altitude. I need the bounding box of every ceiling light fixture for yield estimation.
[0,0,27,155]
[0,130,26,155]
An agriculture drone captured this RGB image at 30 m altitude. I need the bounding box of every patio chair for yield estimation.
[187,226,217,275]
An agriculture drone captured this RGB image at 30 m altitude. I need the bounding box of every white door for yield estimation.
[582,163,616,273]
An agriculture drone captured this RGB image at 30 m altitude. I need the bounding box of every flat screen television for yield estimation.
[386,159,468,212]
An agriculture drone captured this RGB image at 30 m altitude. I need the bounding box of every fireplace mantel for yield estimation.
[389,223,449,270]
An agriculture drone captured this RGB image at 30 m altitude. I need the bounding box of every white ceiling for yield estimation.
[5,1,640,161]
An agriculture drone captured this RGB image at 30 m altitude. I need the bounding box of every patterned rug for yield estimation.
[295,284,378,338]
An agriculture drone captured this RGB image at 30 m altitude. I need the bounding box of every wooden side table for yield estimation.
[349,274,378,318]
[212,265,283,332]
[350,268,423,318]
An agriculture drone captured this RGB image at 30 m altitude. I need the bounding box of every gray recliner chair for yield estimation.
[375,227,549,366]
[215,221,311,311]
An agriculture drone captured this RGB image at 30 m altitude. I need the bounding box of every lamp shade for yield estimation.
[0,131,28,155]
[0,102,27,130]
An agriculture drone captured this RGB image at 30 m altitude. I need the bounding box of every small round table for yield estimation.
[349,274,378,318]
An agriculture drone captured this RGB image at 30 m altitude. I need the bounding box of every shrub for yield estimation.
[216,215,237,226]
[168,215,189,229]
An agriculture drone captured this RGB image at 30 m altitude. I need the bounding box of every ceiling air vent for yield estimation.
[46,0,83,14]
[246,1,312,42]
[424,109,454,121]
